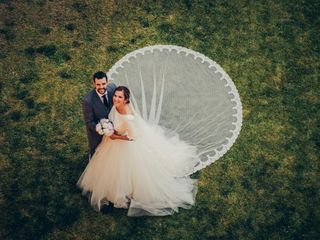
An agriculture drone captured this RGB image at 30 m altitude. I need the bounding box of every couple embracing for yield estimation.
[77,71,198,216]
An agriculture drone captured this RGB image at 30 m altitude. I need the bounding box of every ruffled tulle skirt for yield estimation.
[77,124,198,216]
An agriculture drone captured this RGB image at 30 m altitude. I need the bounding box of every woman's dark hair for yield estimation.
[114,86,130,103]
[93,71,107,82]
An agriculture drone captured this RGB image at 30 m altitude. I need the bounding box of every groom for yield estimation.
[83,71,116,158]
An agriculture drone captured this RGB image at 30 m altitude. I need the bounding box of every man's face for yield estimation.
[94,77,108,95]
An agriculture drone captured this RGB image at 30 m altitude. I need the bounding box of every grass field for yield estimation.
[0,0,319,239]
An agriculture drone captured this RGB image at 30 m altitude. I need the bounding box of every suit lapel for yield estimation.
[93,90,104,108]
[106,85,115,108]
[93,90,109,116]
[107,91,113,107]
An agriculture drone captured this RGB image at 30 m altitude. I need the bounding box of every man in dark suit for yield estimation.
[83,71,116,158]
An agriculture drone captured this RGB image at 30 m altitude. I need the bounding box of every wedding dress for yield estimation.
[77,105,198,216]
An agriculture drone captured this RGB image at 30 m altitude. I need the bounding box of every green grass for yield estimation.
[0,0,319,239]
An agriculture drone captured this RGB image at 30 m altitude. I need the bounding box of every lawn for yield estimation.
[0,0,319,239]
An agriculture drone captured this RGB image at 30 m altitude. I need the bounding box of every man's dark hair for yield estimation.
[93,71,107,82]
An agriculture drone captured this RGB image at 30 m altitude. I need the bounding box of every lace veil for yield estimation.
[107,45,242,174]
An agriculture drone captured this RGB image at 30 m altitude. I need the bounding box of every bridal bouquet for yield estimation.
[96,118,114,136]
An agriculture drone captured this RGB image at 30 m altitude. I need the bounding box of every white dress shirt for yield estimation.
[96,90,108,104]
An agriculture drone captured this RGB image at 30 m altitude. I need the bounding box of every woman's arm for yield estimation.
[109,134,133,141]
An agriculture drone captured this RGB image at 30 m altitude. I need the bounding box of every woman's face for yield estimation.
[113,90,127,108]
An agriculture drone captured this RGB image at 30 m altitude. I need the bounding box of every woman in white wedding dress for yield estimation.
[77,86,199,216]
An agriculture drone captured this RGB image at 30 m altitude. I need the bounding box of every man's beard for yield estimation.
[97,88,106,94]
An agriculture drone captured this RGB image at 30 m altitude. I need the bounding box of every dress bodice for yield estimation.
[111,107,135,138]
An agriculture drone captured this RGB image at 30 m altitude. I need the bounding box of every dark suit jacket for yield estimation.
[83,83,116,155]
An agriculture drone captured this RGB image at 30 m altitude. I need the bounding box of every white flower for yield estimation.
[104,127,114,137]
[101,122,108,129]
[96,118,114,136]
[98,129,105,135]
[100,118,109,124]
[96,123,101,131]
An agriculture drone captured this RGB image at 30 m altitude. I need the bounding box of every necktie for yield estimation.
[102,94,108,107]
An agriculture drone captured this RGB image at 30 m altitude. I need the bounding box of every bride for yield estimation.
[77,86,199,216]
